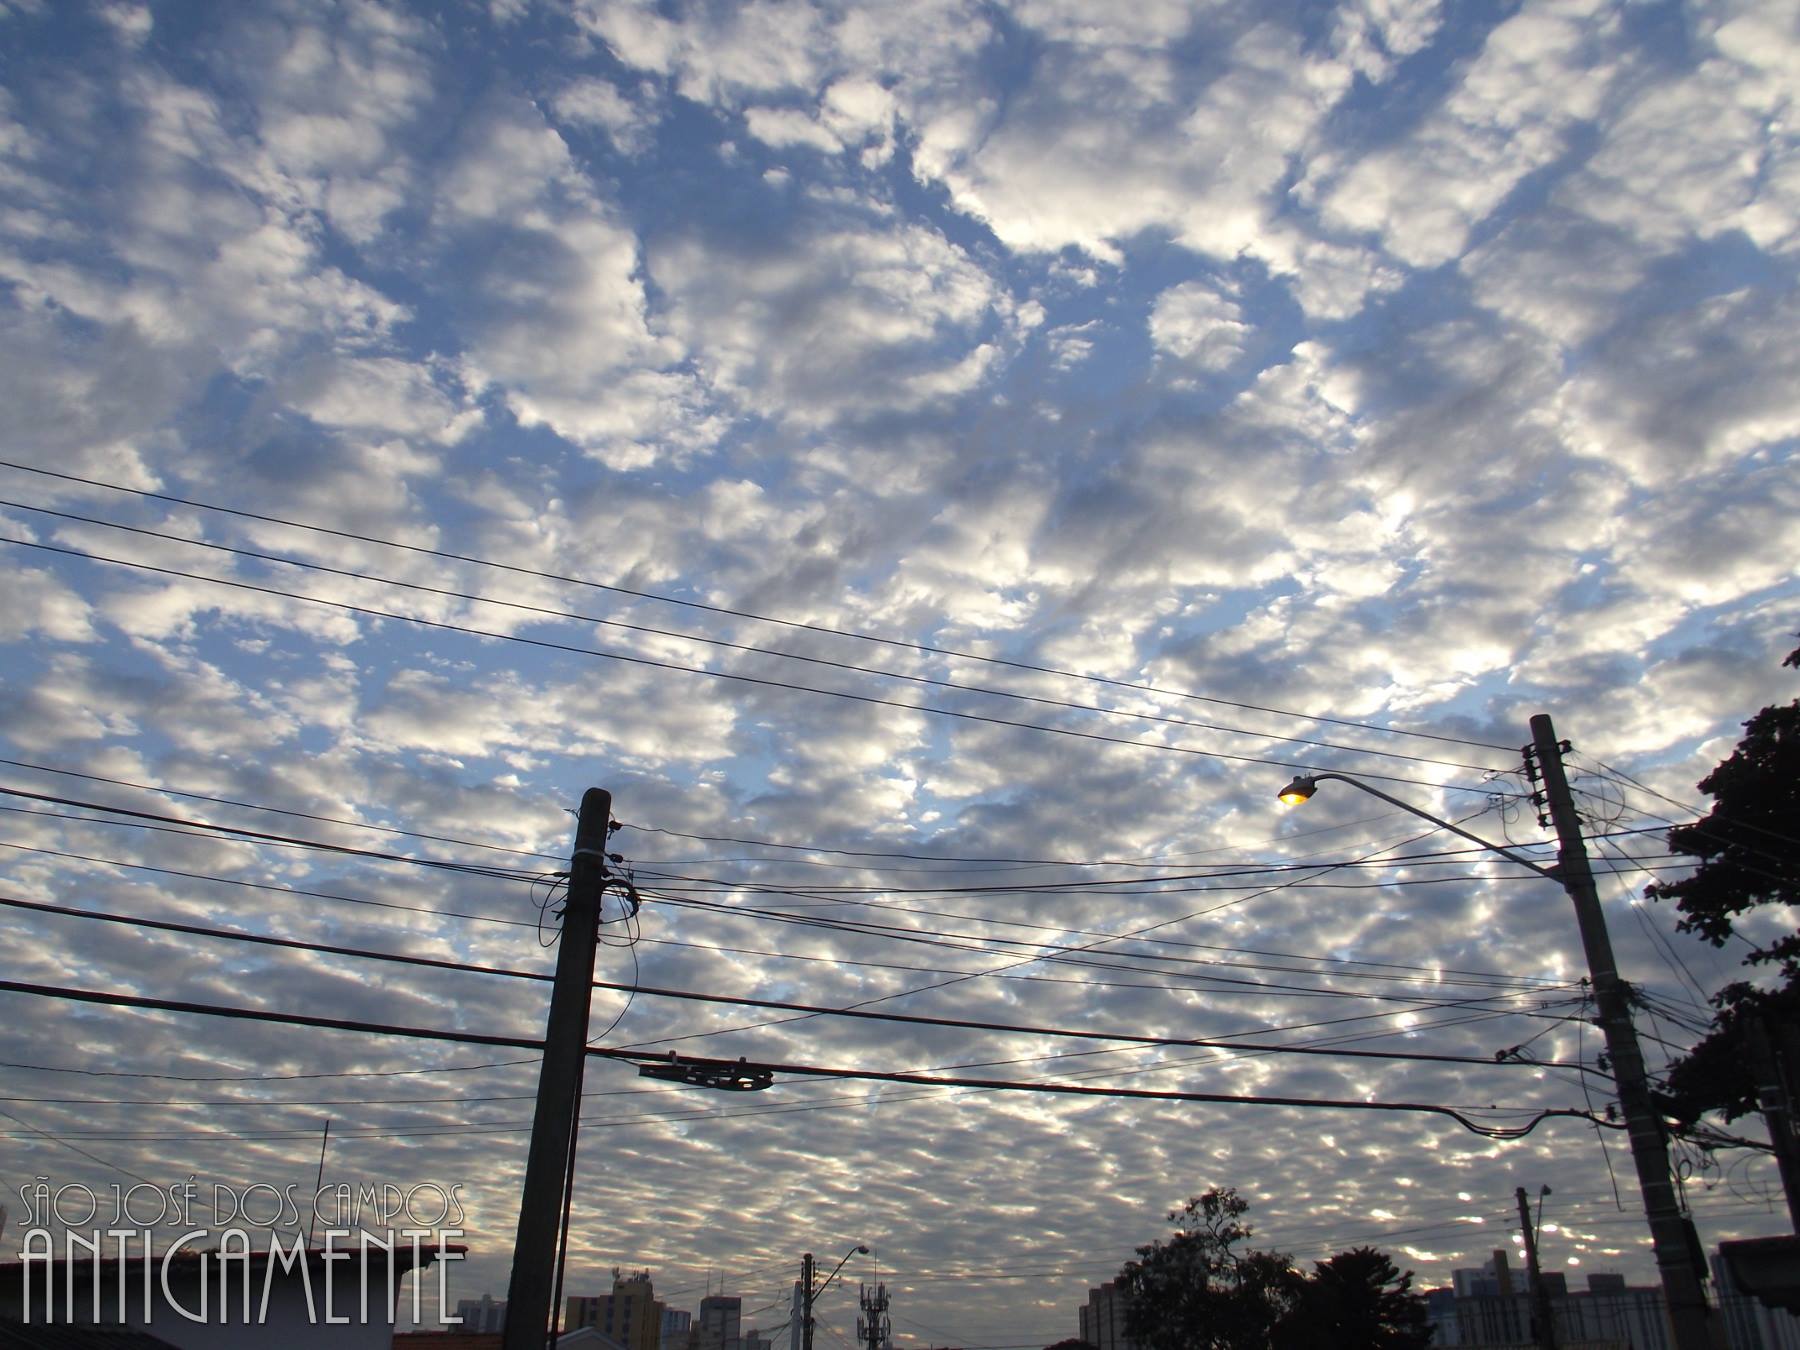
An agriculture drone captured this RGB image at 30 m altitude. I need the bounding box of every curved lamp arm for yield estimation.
[1277,773,1558,881]
[815,1244,870,1300]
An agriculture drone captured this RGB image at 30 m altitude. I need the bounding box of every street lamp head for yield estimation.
[855,1245,870,1255]
[1277,776,1317,806]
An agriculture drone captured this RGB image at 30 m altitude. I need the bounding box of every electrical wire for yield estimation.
[0,756,563,861]
[1576,751,1800,852]
[0,498,1514,777]
[614,808,1413,869]
[0,785,544,883]
[0,461,1518,754]
[0,534,1511,796]
[2,834,1578,1009]
[0,978,1613,1140]
[0,837,550,930]
[0,894,1595,1073]
[607,807,1569,1053]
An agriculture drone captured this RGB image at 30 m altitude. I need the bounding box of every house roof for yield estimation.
[555,1330,631,1350]
[0,1320,182,1349]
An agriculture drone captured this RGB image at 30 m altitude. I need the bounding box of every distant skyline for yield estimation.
[1,1,1797,1346]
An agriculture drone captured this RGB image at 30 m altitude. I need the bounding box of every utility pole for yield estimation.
[1745,1017,1800,1231]
[503,788,613,1350]
[800,1253,816,1350]
[1517,1186,1557,1350]
[1528,718,1718,1350]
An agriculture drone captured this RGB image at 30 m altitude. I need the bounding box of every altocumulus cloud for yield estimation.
[0,1,1795,1345]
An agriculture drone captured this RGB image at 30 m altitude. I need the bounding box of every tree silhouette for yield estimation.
[1271,1248,1432,1350]
[1117,1189,1298,1350]
[1116,1192,1429,1350]
[1648,641,1800,1125]
[1647,641,1800,978]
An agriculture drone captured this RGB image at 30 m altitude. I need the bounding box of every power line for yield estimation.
[0,756,563,861]
[0,837,543,930]
[0,789,1582,998]
[1,894,1594,1073]
[588,1048,1610,1140]
[0,817,1566,998]
[615,808,1422,868]
[0,976,1616,1139]
[1576,751,1800,852]
[0,754,1407,875]
[4,832,1570,1008]
[633,888,1571,1005]
[0,534,1507,796]
[0,784,545,882]
[0,498,1512,777]
[611,809,1587,1053]
[0,461,1517,754]
[0,977,544,1049]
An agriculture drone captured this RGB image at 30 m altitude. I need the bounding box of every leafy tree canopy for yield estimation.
[1646,642,1800,979]
[1646,641,1800,1125]
[1272,1248,1432,1350]
[1116,1189,1429,1350]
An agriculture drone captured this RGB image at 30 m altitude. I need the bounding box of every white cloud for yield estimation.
[1311,0,1623,266]
[650,215,1004,426]
[743,105,843,153]
[1149,281,1251,371]
[551,76,660,155]
[1559,285,1800,484]
[96,1,151,45]
[573,0,829,103]
[436,98,709,464]
[0,566,99,642]
[1331,0,1445,81]
[919,20,1351,262]
[278,355,481,445]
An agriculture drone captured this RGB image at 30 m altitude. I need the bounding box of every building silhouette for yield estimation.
[1078,1279,1136,1350]
[456,1292,507,1332]
[696,1293,742,1350]
[569,1269,664,1350]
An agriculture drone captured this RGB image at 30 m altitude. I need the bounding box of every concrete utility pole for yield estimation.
[800,1253,815,1350]
[1745,1017,1800,1231]
[503,788,613,1350]
[1528,718,1718,1350]
[801,1245,868,1350]
[1516,1186,1557,1350]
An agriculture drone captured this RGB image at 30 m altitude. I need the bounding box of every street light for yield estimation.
[800,1244,869,1350]
[1277,751,1716,1350]
[1277,774,1559,878]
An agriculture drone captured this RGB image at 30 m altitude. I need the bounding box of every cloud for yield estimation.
[743,105,844,153]
[550,76,661,155]
[1559,283,1800,484]
[0,565,98,643]
[435,97,706,464]
[1149,281,1251,372]
[1,5,1796,1343]
[277,355,481,444]
[915,19,1352,263]
[649,210,1005,426]
[1309,0,1624,267]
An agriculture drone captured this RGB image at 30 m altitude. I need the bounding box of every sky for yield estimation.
[1,0,1798,1344]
